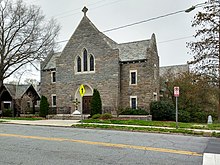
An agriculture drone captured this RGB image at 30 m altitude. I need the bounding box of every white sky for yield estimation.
[7,0,205,83]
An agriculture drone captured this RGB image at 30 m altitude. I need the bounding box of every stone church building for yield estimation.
[41,7,159,115]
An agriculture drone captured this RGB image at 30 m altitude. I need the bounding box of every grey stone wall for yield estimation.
[41,70,56,106]
[40,16,160,115]
[119,35,159,112]
[55,16,120,113]
[120,61,154,112]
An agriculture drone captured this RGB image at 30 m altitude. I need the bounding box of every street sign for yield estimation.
[79,84,85,97]
[174,86,179,97]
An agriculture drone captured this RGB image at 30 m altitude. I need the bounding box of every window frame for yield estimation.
[130,96,137,109]
[89,54,94,71]
[75,48,95,74]
[77,56,82,72]
[129,70,137,85]
[83,49,88,72]
[51,94,57,107]
[51,71,56,83]
[153,92,157,101]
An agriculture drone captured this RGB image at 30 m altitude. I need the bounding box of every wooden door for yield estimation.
[82,96,92,114]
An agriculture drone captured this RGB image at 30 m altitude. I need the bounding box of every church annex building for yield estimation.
[41,7,159,115]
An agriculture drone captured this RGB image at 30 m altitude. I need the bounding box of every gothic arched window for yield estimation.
[90,55,94,71]
[77,56,81,72]
[83,49,88,71]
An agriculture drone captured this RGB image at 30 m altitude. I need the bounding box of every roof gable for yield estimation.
[3,84,40,99]
[41,7,158,68]
[63,12,120,53]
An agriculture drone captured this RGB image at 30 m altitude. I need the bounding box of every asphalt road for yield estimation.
[0,124,216,165]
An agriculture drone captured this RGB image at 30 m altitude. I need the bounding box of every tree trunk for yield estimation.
[0,78,3,112]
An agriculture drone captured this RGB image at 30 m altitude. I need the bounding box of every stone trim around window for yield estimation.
[75,48,95,75]
[130,96,137,109]
[51,94,56,107]
[51,71,56,83]
[129,70,137,85]
[153,92,157,101]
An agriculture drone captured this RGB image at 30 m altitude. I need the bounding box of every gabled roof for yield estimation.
[3,84,40,99]
[117,40,150,62]
[41,7,157,69]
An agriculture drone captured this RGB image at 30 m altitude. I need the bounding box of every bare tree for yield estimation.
[0,0,60,93]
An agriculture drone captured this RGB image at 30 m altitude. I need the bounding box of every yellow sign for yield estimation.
[79,84,85,97]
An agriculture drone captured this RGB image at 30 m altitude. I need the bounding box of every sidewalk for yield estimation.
[1,118,220,133]
[0,119,80,127]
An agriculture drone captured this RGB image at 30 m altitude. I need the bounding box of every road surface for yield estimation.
[0,124,218,165]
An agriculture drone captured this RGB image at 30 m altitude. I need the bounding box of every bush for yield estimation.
[100,113,112,119]
[39,95,49,118]
[193,111,208,123]
[91,114,101,119]
[150,101,175,121]
[90,89,102,116]
[120,108,149,115]
[178,110,191,122]
[3,109,12,117]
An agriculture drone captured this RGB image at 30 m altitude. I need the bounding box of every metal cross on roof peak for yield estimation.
[82,6,88,16]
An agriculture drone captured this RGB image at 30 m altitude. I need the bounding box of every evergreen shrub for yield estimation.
[150,101,175,121]
[39,95,49,118]
[3,109,12,117]
[120,108,149,115]
[100,113,112,119]
[90,89,102,116]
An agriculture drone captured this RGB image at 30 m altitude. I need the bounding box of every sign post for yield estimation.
[79,84,86,124]
[174,87,179,129]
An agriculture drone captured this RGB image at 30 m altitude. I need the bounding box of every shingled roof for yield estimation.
[4,84,40,99]
[117,40,150,62]
[41,52,61,71]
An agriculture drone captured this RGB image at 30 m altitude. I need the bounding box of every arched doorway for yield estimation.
[75,84,93,114]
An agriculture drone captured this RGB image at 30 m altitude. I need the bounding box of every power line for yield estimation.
[54,0,123,19]
[53,0,108,18]
[57,35,195,45]
[158,36,194,44]
[103,4,206,33]
[55,4,206,44]
[103,10,185,33]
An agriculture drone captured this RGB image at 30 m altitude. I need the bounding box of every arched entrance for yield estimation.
[75,84,93,114]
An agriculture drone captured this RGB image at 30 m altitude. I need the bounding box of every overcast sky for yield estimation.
[9,0,206,83]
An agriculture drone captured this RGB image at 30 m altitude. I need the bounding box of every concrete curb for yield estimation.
[78,122,220,134]
[1,119,220,134]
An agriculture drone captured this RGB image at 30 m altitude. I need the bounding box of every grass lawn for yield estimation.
[82,119,220,130]
[76,119,220,137]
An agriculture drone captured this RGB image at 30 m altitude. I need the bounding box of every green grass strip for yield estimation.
[1,117,43,121]
[82,119,220,130]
